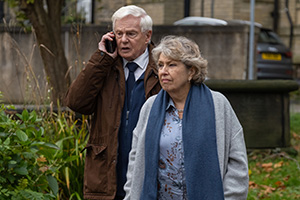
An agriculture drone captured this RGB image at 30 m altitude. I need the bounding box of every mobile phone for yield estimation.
[105,37,117,53]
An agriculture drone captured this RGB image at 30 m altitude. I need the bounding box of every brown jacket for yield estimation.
[65,44,161,199]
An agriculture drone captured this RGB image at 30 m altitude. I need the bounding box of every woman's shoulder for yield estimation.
[210,90,228,103]
[145,94,157,107]
[210,90,233,111]
[140,94,158,114]
[134,94,158,125]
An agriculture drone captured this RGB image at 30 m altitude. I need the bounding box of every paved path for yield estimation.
[290,102,300,113]
[290,79,300,113]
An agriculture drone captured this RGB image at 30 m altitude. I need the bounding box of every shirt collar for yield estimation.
[166,97,176,111]
[122,48,149,70]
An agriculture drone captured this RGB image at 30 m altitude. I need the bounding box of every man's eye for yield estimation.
[127,32,137,38]
[115,32,123,38]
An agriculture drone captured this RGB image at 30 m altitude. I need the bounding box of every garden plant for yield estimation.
[247,89,300,199]
[0,91,89,200]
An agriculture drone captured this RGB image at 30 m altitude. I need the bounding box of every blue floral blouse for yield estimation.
[158,99,187,200]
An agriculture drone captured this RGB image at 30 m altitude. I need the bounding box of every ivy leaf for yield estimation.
[36,127,44,138]
[14,167,28,175]
[8,160,17,165]
[16,129,28,142]
[3,137,10,145]
[47,175,58,195]
[22,109,29,121]
[43,142,60,150]
[28,110,37,122]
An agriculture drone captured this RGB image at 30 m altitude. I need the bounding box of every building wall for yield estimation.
[0,25,252,103]
[127,0,183,25]
[296,3,300,25]
[93,0,125,25]
[214,0,234,20]
[128,0,166,25]
[83,0,300,68]
[2,0,300,71]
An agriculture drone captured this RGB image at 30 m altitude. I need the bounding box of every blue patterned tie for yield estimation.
[126,62,138,109]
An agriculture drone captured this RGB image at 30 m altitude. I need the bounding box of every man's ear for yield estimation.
[145,30,152,44]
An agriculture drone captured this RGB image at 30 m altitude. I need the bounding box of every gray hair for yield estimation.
[152,35,208,84]
[112,5,153,33]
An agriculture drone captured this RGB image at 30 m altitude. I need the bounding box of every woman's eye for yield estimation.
[169,63,177,67]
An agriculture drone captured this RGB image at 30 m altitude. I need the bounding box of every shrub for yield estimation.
[0,103,89,200]
[0,105,58,199]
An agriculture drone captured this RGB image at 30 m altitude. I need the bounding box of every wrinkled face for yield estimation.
[158,53,194,94]
[114,15,152,61]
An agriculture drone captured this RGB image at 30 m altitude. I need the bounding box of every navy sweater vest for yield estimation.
[116,73,146,197]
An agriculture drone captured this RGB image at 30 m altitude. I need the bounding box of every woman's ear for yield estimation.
[189,66,196,81]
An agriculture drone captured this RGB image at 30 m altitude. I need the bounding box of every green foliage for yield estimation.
[291,113,300,134]
[41,110,88,199]
[6,0,88,27]
[247,113,300,199]
[0,107,57,199]
[0,104,88,199]
[290,89,300,102]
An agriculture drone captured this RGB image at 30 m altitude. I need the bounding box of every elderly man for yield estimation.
[65,5,161,200]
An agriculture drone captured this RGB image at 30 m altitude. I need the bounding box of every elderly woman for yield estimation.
[124,35,249,200]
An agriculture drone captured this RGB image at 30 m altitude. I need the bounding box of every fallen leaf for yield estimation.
[275,181,284,187]
[249,181,258,189]
[266,168,273,172]
[37,156,47,163]
[265,174,271,178]
[262,163,273,168]
[274,161,284,168]
[261,185,276,195]
[39,166,49,173]
[292,132,300,140]
[256,162,261,167]
[283,175,290,182]
[262,162,273,172]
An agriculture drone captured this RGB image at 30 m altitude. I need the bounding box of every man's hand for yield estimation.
[98,31,118,58]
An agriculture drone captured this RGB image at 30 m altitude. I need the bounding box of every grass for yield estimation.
[247,112,300,199]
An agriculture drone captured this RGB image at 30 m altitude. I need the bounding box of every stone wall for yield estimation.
[205,79,299,148]
[152,25,255,80]
[0,24,256,104]
[0,31,45,104]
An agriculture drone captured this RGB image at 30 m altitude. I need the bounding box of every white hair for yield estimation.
[112,5,153,33]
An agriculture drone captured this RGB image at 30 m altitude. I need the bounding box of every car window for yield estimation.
[258,29,283,45]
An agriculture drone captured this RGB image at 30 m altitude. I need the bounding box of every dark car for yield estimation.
[256,28,293,79]
[174,18,294,79]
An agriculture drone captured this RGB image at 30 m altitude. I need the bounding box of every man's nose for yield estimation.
[121,34,129,42]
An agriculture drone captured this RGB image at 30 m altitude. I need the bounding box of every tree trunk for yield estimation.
[20,0,70,105]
